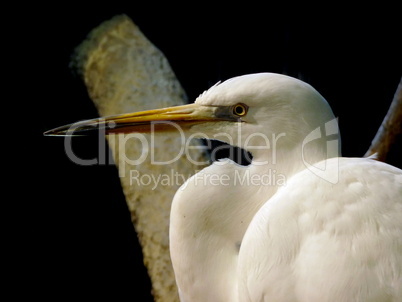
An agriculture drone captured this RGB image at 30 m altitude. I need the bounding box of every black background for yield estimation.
[21,5,401,301]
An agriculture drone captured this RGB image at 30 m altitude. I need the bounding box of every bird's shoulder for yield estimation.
[289,156,401,210]
[248,157,402,245]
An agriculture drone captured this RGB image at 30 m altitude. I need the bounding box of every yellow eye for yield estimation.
[232,103,248,116]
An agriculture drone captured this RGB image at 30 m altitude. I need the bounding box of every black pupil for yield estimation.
[235,105,244,115]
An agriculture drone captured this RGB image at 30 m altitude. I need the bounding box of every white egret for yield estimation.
[45,73,402,302]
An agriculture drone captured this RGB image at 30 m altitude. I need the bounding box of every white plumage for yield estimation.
[169,74,402,302]
[238,158,402,301]
[46,73,402,301]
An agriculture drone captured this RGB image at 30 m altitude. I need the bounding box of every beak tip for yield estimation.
[43,127,78,137]
[43,130,53,136]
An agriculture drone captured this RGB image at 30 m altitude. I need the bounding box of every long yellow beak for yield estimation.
[44,103,238,136]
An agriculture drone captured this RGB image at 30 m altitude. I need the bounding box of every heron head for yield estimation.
[44,73,339,163]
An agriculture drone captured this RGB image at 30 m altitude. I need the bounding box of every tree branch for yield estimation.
[364,77,402,162]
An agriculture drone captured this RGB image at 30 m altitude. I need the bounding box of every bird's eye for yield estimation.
[232,103,248,117]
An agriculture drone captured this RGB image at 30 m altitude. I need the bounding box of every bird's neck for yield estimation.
[169,145,313,301]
